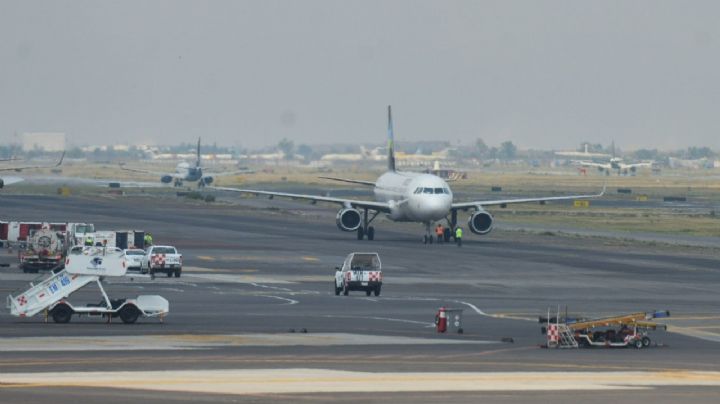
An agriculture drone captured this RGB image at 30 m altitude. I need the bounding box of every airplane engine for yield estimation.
[161,175,173,184]
[0,178,4,188]
[468,208,494,235]
[336,208,362,232]
[202,176,214,185]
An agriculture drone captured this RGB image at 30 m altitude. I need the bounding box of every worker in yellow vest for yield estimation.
[455,227,463,247]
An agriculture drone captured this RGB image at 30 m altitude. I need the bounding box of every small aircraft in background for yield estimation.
[120,138,245,187]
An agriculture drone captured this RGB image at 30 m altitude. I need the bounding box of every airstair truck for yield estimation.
[7,246,169,324]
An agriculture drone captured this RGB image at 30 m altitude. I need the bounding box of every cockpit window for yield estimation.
[423,188,433,194]
[414,187,422,194]
[434,188,444,194]
[444,188,450,194]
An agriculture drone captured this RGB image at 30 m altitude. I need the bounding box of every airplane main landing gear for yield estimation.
[356,208,378,241]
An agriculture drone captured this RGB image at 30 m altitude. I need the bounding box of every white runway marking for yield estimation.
[0,333,492,352]
[264,295,299,305]
[4,369,720,394]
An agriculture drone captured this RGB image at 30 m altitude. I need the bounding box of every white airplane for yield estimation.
[121,138,243,187]
[573,157,653,176]
[212,107,604,243]
[0,152,65,189]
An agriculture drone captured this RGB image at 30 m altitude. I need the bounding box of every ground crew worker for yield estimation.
[84,236,93,246]
[144,233,153,247]
[455,227,463,247]
[435,224,444,243]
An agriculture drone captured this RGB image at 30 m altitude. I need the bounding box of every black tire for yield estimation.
[174,268,182,278]
[366,290,371,296]
[633,339,643,349]
[374,286,381,297]
[51,304,73,324]
[166,270,172,278]
[357,227,365,240]
[367,226,375,241]
[642,336,651,347]
[119,305,140,324]
[343,282,349,296]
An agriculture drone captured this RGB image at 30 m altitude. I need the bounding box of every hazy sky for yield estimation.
[1,0,719,150]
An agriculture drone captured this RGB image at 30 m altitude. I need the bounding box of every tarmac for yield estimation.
[0,194,719,403]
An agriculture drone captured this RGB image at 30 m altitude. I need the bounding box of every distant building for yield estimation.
[22,132,66,152]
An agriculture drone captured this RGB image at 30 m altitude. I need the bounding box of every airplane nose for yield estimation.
[426,196,451,219]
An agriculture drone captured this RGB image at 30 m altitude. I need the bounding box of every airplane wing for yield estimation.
[451,185,606,210]
[0,151,64,172]
[119,165,182,178]
[201,169,255,177]
[210,186,392,212]
[570,160,610,169]
[318,176,376,186]
[622,162,653,169]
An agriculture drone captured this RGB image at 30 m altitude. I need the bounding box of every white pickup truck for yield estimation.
[334,252,382,296]
[141,245,183,278]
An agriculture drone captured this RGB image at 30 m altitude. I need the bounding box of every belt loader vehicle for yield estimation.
[541,308,669,349]
[7,246,169,324]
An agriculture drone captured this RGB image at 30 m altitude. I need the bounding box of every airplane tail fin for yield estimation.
[196,137,202,167]
[387,105,396,172]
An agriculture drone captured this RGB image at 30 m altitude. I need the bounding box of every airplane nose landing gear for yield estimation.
[423,222,434,244]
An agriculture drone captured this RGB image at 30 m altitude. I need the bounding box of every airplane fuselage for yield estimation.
[373,171,453,222]
[175,162,203,182]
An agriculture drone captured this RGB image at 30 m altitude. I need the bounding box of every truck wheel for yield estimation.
[634,339,643,349]
[642,336,651,347]
[365,290,371,296]
[174,268,182,278]
[119,306,140,324]
[166,270,173,278]
[374,286,381,297]
[51,304,73,324]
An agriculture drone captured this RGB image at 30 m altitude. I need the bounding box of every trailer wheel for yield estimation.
[51,304,73,324]
[633,339,643,349]
[119,305,140,324]
[642,336,651,347]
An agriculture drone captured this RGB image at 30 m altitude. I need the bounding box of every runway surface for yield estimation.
[1,194,719,403]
